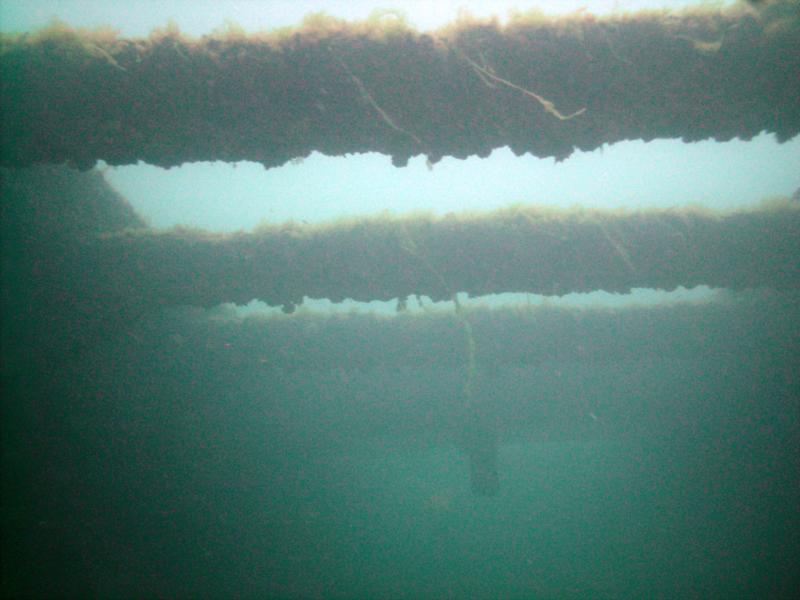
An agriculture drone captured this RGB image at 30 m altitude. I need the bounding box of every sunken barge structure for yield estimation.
[1,0,799,347]
[2,2,799,598]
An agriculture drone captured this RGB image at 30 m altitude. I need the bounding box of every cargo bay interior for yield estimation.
[2,1,799,598]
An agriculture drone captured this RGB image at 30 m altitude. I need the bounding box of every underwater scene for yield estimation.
[1,1,799,598]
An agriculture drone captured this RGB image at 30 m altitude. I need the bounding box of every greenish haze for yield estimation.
[2,2,799,598]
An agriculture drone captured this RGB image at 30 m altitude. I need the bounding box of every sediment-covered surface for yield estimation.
[2,1,798,169]
[3,165,798,376]
[87,200,800,307]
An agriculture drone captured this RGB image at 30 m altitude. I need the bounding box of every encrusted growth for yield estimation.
[1,2,798,168]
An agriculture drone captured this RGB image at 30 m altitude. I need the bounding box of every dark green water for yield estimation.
[3,310,798,598]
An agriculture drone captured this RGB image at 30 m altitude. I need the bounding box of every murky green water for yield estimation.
[4,309,797,598]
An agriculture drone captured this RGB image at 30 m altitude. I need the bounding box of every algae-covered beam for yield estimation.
[83,201,800,308]
[1,2,799,169]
